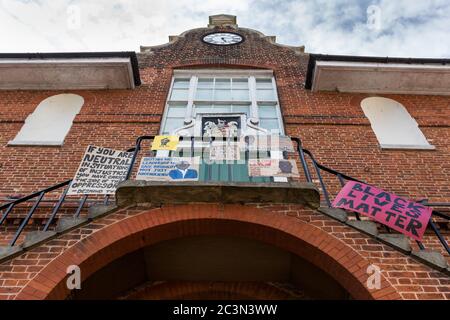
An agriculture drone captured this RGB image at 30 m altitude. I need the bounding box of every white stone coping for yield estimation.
[7,140,64,146]
[380,144,436,150]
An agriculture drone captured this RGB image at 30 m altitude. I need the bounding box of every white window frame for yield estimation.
[160,69,285,135]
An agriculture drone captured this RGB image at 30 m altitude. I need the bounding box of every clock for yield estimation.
[202,32,244,46]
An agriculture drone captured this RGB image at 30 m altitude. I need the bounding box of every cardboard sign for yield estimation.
[332,181,432,241]
[136,157,200,181]
[248,159,299,177]
[68,146,133,195]
[209,141,241,161]
[151,135,179,151]
[243,135,294,152]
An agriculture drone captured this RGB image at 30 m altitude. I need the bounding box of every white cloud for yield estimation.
[0,0,449,57]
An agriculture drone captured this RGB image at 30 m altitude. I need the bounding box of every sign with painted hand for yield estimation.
[151,135,180,151]
[68,145,133,195]
[332,181,432,241]
[136,157,200,181]
[248,159,299,177]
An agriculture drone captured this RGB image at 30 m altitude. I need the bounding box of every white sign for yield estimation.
[244,135,294,152]
[136,157,200,181]
[209,141,241,161]
[68,146,133,195]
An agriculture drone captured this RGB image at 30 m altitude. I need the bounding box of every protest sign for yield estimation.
[209,141,241,161]
[68,145,133,195]
[151,135,179,151]
[248,159,299,177]
[243,135,294,152]
[136,157,200,181]
[332,181,432,241]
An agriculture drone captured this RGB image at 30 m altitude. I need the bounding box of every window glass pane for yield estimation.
[232,89,249,101]
[232,78,248,89]
[256,79,273,89]
[259,119,280,131]
[215,78,231,89]
[173,78,190,89]
[195,105,213,114]
[197,78,214,88]
[167,105,186,117]
[257,89,276,101]
[171,88,189,100]
[163,117,185,134]
[164,75,281,136]
[259,105,278,118]
[215,89,232,101]
[212,105,232,113]
[232,105,250,116]
[196,88,213,100]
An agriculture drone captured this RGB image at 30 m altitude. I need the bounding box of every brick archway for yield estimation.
[16,204,400,300]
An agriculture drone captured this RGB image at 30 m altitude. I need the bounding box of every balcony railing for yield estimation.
[126,135,298,183]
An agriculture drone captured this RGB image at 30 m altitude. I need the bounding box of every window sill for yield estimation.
[380,144,436,151]
[7,140,64,147]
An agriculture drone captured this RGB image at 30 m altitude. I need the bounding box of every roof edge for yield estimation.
[0,51,141,87]
[305,54,450,90]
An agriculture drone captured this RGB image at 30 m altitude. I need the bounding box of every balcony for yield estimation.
[1,135,448,268]
[116,135,320,208]
[116,180,319,207]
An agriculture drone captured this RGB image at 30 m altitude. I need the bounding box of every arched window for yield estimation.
[361,97,434,149]
[9,94,84,146]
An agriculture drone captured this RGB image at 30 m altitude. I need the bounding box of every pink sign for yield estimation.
[332,181,432,241]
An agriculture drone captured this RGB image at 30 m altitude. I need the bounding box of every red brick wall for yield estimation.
[0,204,448,300]
[0,25,448,299]
[0,26,448,203]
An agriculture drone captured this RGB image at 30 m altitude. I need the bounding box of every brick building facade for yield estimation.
[0,15,449,300]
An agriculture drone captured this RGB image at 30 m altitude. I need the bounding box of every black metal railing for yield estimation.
[0,179,114,247]
[292,138,450,256]
[0,141,140,247]
[1,135,448,257]
[126,135,281,183]
[1,179,69,246]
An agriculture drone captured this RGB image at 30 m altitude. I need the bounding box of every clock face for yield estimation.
[202,32,243,45]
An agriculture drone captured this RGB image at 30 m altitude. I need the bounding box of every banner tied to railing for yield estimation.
[68,146,133,195]
[151,135,179,151]
[136,157,200,181]
[332,181,432,241]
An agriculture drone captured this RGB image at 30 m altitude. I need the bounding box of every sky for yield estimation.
[0,0,449,58]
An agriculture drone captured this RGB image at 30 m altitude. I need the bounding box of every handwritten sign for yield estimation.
[332,181,432,241]
[68,146,133,195]
[151,135,179,151]
[248,159,299,177]
[244,135,294,152]
[209,141,241,161]
[136,157,200,181]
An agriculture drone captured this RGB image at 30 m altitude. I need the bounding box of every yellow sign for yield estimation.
[151,135,179,151]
